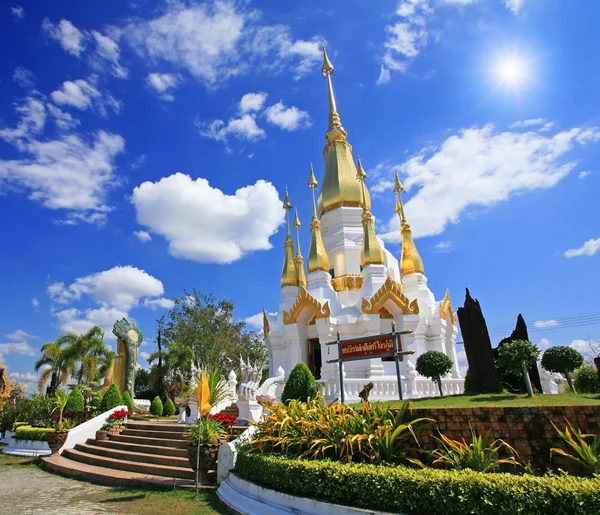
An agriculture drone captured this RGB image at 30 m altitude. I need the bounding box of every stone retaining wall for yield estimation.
[405,405,600,472]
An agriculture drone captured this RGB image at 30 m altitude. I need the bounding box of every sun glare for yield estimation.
[492,54,531,89]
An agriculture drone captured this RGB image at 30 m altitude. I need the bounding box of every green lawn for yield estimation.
[0,445,37,468]
[366,392,600,409]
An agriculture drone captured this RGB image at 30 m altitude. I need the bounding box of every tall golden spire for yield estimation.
[318,47,370,217]
[293,209,307,288]
[307,164,330,273]
[281,188,298,287]
[357,157,384,268]
[394,172,424,276]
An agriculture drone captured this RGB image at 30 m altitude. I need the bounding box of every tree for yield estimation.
[150,396,163,417]
[416,351,454,397]
[60,326,114,386]
[541,346,584,393]
[64,387,85,411]
[281,362,319,403]
[574,365,600,394]
[496,340,540,397]
[100,384,123,411]
[35,340,72,395]
[122,391,135,412]
[163,398,176,417]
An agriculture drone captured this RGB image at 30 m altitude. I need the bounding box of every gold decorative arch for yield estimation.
[440,289,457,326]
[283,286,331,325]
[361,277,419,316]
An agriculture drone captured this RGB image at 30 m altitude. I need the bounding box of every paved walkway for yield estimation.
[0,466,113,514]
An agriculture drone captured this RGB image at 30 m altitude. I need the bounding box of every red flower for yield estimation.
[209,413,237,425]
[109,409,132,421]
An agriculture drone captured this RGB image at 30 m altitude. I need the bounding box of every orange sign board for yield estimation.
[340,335,399,360]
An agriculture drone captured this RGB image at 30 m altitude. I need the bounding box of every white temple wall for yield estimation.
[321,207,363,276]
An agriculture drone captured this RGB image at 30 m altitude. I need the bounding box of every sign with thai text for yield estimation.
[340,335,399,359]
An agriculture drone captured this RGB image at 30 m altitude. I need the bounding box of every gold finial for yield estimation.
[356,155,367,181]
[394,174,424,276]
[281,189,298,287]
[293,209,302,253]
[307,164,330,273]
[283,187,292,211]
[357,157,384,268]
[322,47,346,141]
[322,46,334,76]
[293,209,307,288]
[308,162,318,188]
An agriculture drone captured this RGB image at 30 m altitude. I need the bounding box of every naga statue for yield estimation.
[103,318,143,398]
[0,364,11,410]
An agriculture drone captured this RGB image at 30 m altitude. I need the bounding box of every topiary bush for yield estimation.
[416,351,454,397]
[64,387,85,412]
[496,340,540,397]
[163,398,176,417]
[542,346,584,393]
[14,425,54,441]
[150,396,163,417]
[281,362,319,403]
[100,384,124,412]
[463,368,474,394]
[122,391,135,413]
[574,366,600,394]
[90,392,103,411]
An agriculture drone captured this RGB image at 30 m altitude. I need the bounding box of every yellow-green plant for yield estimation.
[430,427,521,472]
[551,420,600,475]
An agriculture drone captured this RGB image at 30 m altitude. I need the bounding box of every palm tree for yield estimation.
[60,326,115,386]
[35,340,73,395]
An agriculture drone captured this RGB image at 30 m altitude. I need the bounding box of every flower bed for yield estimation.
[209,413,237,426]
[235,452,600,515]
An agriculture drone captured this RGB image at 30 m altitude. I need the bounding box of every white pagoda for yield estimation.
[264,49,464,402]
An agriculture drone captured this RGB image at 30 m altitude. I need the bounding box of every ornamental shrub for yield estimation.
[150,396,163,417]
[496,340,540,397]
[100,384,123,412]
[90,392,103,411]
[122,391,135,413]
[235,452,600,515]
[163,398,176,417]
[14,425,54,441]
[416,351,453,397]
[463,368,475,394]
[281,362,319,403]
[542,346,584,393]
[574,366,600,394]
[64,387,85,412]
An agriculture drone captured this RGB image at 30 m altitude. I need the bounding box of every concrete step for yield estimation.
[122,428,188,440]
[63,447,195,480]
[76,442,191,468]
[88,438,188,458]
[42,455,200,490]
[126,421,187,433]
[110,433,189,449]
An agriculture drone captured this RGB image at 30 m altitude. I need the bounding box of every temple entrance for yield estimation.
[307,338,322,379]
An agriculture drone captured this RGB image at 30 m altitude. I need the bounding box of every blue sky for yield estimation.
[1,0,599,391]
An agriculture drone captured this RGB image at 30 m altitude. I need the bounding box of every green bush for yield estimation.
[573,366,600,394]
[14,425,54,441]
[163,398,176,417]
[64,387,85,411]
[416,351,454,396]
[542,346,584,392]
[281,362,319,403]
[122,391,135,413]
[90,392,103,411]
[150,396,163,417]
[463,368,474,394]
[100,384,123,412]
[235,452,600,515]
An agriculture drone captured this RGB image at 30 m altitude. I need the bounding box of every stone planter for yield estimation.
[95,430,108,441]
[187,442,221,485]
[46,430,69,455]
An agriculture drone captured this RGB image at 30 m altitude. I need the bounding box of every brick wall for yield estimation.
[404,405,600,472]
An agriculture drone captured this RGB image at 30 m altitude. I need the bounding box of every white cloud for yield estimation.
[46,104,80,131]
[91,31,128,78]
[50,79,121,114]
[265,101,312,131]
[569,339,596,363]
[11,6,24,21]
[198,114,265,143]
[509,118,547,129]
[12,67,34,88]
[54,306,128,337]
[42,18,86,57]
[533,320,558,329]
[434,241,453,252]
[504,0,526,15]
[131,154,147,170]
[139,351,151,361]
[134,230,152,242]
[32,298,40,308]
[143,298,175,310]
[564,238,600,258]
[0,342,35,358]
[9,372,38,384]
[578,171,591,180]
[146,73,180,101]
[132,173,284,264]
[455,348,467,372]
[244,312,276,331]
[122,2,322,89]
[7,329,38,341]
[537,338,552,351]
[239,92,268,114]
[377,124,600,241]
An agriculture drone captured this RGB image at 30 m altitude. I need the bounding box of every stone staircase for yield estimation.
[42,421,200,489]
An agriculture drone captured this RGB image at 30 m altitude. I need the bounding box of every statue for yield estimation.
[457,288,502,394]
[238,357,264,402]
[103,318,143,398]
[359,382,374,402]
[0,364,11,410]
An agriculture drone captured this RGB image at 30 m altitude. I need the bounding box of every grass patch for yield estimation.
[71,488,227,515]
[0,444,37,468]
[367,392,600,409]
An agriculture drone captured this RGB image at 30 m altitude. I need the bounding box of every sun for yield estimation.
[492,54,531,89]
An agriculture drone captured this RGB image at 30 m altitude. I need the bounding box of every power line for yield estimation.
[485,312,600,334]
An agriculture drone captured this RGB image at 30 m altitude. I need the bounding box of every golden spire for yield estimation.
[318,47,370,217]
[357,157,384,268]
[394,172,424,276]
[307,166,330,273]
[293,209,307,288]
[281,188,298,287]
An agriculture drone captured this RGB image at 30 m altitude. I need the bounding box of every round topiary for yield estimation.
[496,339,541,397]
[64,387,85,411]
[416,351,453,397]
[573,365,600,394]
[150,396,163,417]
[163,398,176,417]
[100,384,124,412]
[541,346,584,393]
[122,391,135,413]
[281,362,319,403]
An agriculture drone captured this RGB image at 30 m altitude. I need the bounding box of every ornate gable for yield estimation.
[283,286,331,325]
[439,289,457,326]
[361,277,419,316]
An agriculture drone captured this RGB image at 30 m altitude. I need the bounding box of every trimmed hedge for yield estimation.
[100,384,123,412]
[122,391,135,413]
[14,425,54,442]
[65,387,85,411]
[150,396,163,417]
[281,362,319,403]
[163,398,176,417]
[235,452,600,515]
